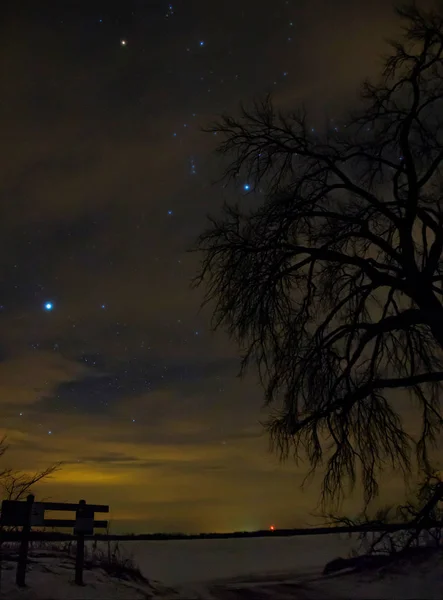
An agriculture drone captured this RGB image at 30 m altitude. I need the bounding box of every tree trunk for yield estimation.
[416,290,443,349]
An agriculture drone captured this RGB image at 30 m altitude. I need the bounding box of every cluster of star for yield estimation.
[109,5,298,220]
[190,157,196,175]
[7,0,306,448]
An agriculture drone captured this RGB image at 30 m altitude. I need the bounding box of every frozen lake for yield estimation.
[97,533,358,585]
[4,533,439,599]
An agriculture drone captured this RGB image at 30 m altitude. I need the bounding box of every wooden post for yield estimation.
[75,534,85,585]
[16,494,34,587]
[75,500,86,586]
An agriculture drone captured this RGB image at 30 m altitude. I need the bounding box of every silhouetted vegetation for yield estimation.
[0,437,61,531]
[322,469,443,575]
[194,3,443,507]
[51,538,150,583]
[323,469,443,556]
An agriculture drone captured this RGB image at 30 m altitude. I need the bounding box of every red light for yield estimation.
[269,525,275,531]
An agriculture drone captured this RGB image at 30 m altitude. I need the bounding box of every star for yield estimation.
[120,39,127,46]
[44,302,53,311]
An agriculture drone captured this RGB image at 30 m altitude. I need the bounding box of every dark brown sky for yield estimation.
[0,0,425,533]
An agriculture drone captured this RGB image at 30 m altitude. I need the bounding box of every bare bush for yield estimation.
[323,469,443,557]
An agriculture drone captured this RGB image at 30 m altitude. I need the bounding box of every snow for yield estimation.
[0,535,442,599]
[110,534,357,585]
[0,548,172,599]
[306,549,443,600]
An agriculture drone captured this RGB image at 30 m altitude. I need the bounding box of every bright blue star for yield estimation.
[168,209,173,215]
[44,302,53,311]
[199,41,205,47]
[243,184,251,191]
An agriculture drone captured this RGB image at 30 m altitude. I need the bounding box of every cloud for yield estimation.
[0,352,90,411]
[30,355,239,416]
[0,0,432,534]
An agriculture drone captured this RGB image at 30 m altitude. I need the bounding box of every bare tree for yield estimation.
[0,437,61,503]
[1,464,61,503]
[193,3,443,506]
[322,469,443,567]
[0,438,61,545]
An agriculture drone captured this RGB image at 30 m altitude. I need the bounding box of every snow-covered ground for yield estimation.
[0,535,442,599]
[111,534,357,585]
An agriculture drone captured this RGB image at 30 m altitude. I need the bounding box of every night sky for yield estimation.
[0,0,419,533]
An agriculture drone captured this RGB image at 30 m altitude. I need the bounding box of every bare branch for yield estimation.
[194,2,443,508]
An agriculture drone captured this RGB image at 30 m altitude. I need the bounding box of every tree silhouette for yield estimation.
[194,3,443,506]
